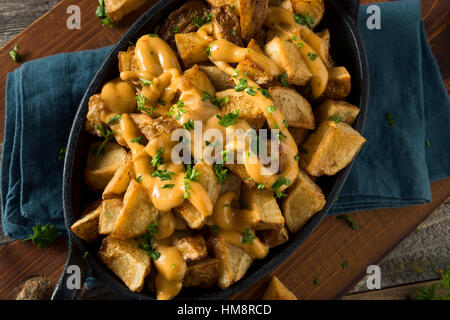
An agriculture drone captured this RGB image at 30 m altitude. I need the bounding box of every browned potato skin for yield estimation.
[212,5,244,46]
[98,198,123,235]
[291,0,325,28]
[183,258,220,288]
[235,40,274,86]
[71,205,101,243]
[98,236,151,292]
[257,227,289,248]
[160,0,209,49]
[238,0,270,44]
[105,0,148,23]
[85,94,104,137]
[262,276,298,300]
[173,235,208,261]
[324,66,352,100]
[175,32,211,67]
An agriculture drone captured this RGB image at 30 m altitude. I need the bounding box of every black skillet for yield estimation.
[52,0,369,300]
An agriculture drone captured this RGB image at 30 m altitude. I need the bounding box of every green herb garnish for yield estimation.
[336,214,357,230]
[416,267,450,300]
[9,45,21,62]
[278,72,289,87]
[22,224,59,249]
[242,228,256,245]
[93,124,114,164]
[137,222,160,260]
[341,261,348,269]
[96,0,114,28]
[258,88,270,98]
[217,109,240,127]
[294,13,314,29]
[107,114,121,124]
[136,175,143,183]
[58,148,66,161]
[329,115,342,124]
[245,86,256,96]
[183,119,195,131]
[235,78,248,92]
[152,169,174,181]
[162,184,175,189]
[130,136,143,145]
[151,148,164,168]
[385,113,396,126]
[140,78,153,86]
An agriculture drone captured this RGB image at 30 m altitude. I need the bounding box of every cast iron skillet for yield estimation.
[52,0,369,300]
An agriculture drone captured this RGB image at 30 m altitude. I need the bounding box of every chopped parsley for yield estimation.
[278,72,289,87]
[294,153,300,161]
[257,183,265,189]
[211,225,220,235]
[151,148,164,168]
[136,175,143,183]
[297,42,304,48]
[202,91,229,107]
[162,184,175,189]
[329,115,342,124]
[130,136,143,145]
[267,105,276,114]
[58,148,66,161]
[151,169,174,181]
[294,13,314,29]
[193,13,213,28]
[173,26,179,33]
[307,52,318,61]
[183,119,195,131]
[107,114,121,124]
[385,113,396,126]
[206,46,211,56]
[9,45,21,63]
[299,148,308,154]
[139,78,153,86]
[291,35,298,41]
[158,99,165,106]
[136,94,153,116]
[242,228,256,245]
[341,261,348,269]
[337,214,357,230]
[183,164,201,199]
[148,25,160,37]
[258,88,270,98]
[22,223,59,249]
[235,78,248,92]
[217,109,240,127]
[272,176,290,199]
[137,222,160,260]
[245,86,256,96]
[314,278,320,285]
[425,139,430,147]
[231,28,236,36]
[93,124,114,164]
[214,163,228,184]
[96,0,114,28]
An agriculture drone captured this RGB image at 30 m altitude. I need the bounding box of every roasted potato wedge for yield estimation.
[225,163,256,187]
[85,94,104,137]
[174,162,220,229]
[198,64,234,91]
[300,121,366,176]
[102,154,134,199]
[264,37,313,86]
[262,276,298,300]
[175,32,211,67]
[282,169,325,232]
[105,0,148,23]
[241,186,285,230]
[291,0,325,29]
[270,87,315,129]
[160,0,209,49]
[85,141,127,192]
[173,234,208,261]
[212,5,244,46]
[217,89,266,129]
[98,198,123,235]
[206,0,240,13]
[183,257,220,288]
[98,236,151,292]
[289,127,310,146]
[324,66,352,100]
[71,203,102,242]
[209,235,253,288]
[315,99,360,126]
[257,227,289,248]
[238,0,270,44]
[235,40,275,86]
[218,171,242,196]
[112,180,160,239]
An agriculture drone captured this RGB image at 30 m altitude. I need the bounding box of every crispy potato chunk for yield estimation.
[291,0,325,28]
[85,94,104,137]
[241,186,285,230]
[206,0,240,13]
[219,171,242,196]
[179,65,216,97]
[225,163,255,187]
[300,121,366,176]
[85,141,127,192]
[175,32,211,67]
[98,198,123,235]
[160,0,209,49]
[282,169,325,232]
[105,0,148,23]
[257,227,289,248]
[183,258,220,288]
[270,87,314,129]
[235,40,274,86]
[217,89,266,129]
[118,46,138,73]
[174,162,220,229]
[264,37,313,86]
[209,236,253,288]
[198,64,234,91]
[98,237,151,292]
[112,180,160,239]
[324,66,351,100]
[315,99,360,126]
[212,5,243,46]
[262,276,298,300]
[173,235,208,261]
[71,204,101,242]
[102,154,134,199]
[316,29,334,67]
[289,127,309,146]
[238,0,270,44]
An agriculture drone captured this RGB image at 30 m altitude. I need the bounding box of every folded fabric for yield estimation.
[1,0,449,239]
[329,0,450,214]
[1,47,112,237]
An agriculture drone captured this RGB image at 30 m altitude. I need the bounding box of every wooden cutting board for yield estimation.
[0,0,448,299]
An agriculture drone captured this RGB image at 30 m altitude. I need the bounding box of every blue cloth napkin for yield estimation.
[330,0,450,214]
[1,0,449,238]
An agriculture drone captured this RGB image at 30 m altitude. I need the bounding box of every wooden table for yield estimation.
[0,0,448,299]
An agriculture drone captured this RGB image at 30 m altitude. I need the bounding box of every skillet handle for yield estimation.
[51,236,91,300]
[339,0,361,25]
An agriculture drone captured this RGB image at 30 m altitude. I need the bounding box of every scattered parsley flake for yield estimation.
[58,148,66,161]
[341,261,348,269]
[217,109,240,127]
[385,113,396,126]
[278,72,289,87]
[136,175,143,183]
[151,148,164,168]
[130,136,143,145]
[242,228,256,245]
[9,45,21,62]
[329,115,342,124]
[337,214,357,230]
[22,223,58,249]
[294,13,314,29]
[235,78,248,92]
[107,114,121,124]
[151,169,174,181]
